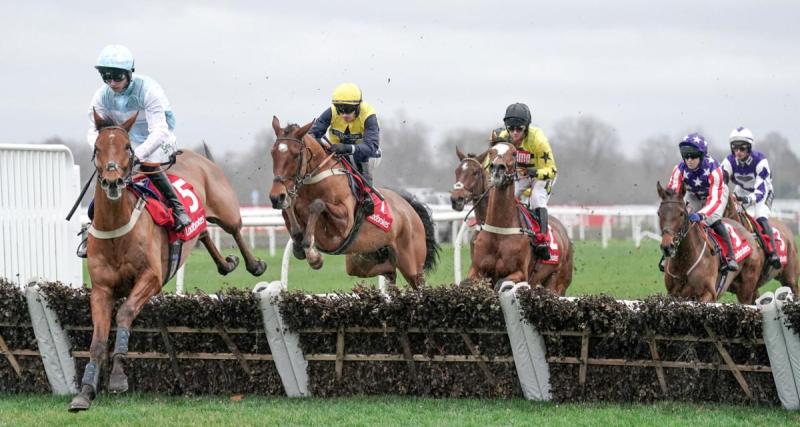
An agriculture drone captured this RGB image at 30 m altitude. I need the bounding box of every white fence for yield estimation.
[0,144,82,287]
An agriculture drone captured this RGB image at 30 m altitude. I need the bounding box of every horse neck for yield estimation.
[302,136,329,173]
[93,182,135,230]
[485,184,519,227]
[674,224,709,268]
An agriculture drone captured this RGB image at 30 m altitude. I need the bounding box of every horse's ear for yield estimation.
[272,116,282,137]
[121,111,138,132]
[92,108,105,130]
[656,181,666,199]
[456,146,466,161]
[295,121,314,139]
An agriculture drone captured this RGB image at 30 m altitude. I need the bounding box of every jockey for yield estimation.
[309,83,381,186]
[665,132,738,272]
[78,44,190,257]
[720,127,781,268]
[496,102,557,259]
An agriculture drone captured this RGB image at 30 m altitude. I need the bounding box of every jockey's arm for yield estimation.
[753,158,771,203]
[353,115,380,162]
[310,108,332,140]
[698,168,724,217]
[666,164,683,193]
[529,128,557,181]
[134,91,172,160]
[86,87,108,147]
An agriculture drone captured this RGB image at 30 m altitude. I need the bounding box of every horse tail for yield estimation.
[202,141,215,162]
[396,190,440,272]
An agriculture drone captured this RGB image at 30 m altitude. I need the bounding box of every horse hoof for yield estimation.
[68,387,94,412]
[217,255,240,275]
[307,255,324,270]
[248,260,267,276]
[108,372,129,394]
[292,246,306,260]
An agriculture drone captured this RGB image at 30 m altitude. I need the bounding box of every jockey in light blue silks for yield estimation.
[78,44,189,257]
[720,127,781,268]
[662,132,739,272]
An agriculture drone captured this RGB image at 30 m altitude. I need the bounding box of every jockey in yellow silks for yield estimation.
[490,102,557,258]
[309,83,381,186]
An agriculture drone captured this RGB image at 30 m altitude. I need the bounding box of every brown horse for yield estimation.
[450,146,489,224]
[69,112,266,411]
[657,181,765,303]
[268,117,439,287]
[464,142,573,294]
[724,194,799,294]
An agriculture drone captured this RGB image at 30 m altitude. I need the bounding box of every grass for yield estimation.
[1,395,798,427]
[82,239,789,301]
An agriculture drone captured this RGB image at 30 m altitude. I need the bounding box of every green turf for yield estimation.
[82,239,790,301]
[1,394,798,427]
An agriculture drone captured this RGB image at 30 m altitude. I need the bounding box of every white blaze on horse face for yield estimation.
[492,143,510,156]
[461,163,469,171]
[278,143,289,153]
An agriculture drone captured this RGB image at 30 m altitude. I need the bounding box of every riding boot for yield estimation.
[712,220,739,272]
[533,207,550,260]
[756,217,781,268]
[357,161,374,215]
[145,167,191,232]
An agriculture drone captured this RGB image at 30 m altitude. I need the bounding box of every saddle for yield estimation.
[338,159,393,232]
[703,223,752,268]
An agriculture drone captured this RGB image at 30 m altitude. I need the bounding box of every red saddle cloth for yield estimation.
[133,175,207,243]
[750,218,789,268]
[516,202,560,265]
[340,161,393,232]
[707,222,752,263]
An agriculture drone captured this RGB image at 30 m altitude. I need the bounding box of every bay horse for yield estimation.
[69,111,267,411]
[450,146,489,224]
[724,193,799,294]
[464,142,573,294]
[656,181,764,303]
[268,117,439,287]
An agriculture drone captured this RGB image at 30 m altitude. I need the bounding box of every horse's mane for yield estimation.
[95,116,116,130]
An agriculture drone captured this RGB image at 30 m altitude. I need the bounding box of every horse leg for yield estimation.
[199,231,240,275]
[108,271,160,394]
[231,229,267,276]
[282,207,306,260]
[69,286,114,412]
[301,200,326,270]
[735,266,761,304]
[345,254,396,279]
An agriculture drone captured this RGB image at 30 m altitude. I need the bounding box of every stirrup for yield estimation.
[658,258,665,272]
[725,259,739,272]
[769,253,781,269]
[76,224,89,258]
[173,212,191,232]
[534,244,550,260]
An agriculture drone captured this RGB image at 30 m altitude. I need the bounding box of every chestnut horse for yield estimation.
[268,117,439,287]
[69,112,266,411]
[657,181,765,303]
[450,147,490,224]
[464,142,573,293]
[725,194,799,293]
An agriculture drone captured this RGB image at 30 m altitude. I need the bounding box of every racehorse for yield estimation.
[464,142,573,294]
[69,111,267,411]
[268,117,439,287]
[657,181,765,303]
[450,147,489,224]
[724,193,799,294]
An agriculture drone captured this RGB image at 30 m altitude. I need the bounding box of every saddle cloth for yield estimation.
[517,202,560,264]
[132,174,207,243]
[340,161,393,232]
[706,222,752,263]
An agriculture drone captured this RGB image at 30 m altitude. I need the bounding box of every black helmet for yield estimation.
[503,103,531,128]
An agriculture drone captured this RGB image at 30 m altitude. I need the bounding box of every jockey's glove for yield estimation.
[331,143,355,155]
[526,167,538,178]
[736,194,755,205]
[688,212,704,223]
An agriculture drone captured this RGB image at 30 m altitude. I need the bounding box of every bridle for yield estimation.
[272,135,336,200]
[93,126,136,191]
[659,199,691,252]
[487,144,518,188]
[453,157,487,203]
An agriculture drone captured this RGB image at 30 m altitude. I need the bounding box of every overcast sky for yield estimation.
[1,1,798,155]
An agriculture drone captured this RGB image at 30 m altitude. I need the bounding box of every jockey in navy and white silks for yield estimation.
[78,45,189,259]
[665,132,739,271]
[720,127,780,267]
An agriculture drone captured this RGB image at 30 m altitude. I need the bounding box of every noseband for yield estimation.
[453,158,486,201]
[272,136,316,200]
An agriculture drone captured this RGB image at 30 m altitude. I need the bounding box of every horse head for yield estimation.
[657,181,688,258]
[451,146,489,211]
[92,109,138,201]
[269,116,314,210]
[487,142,516,188]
